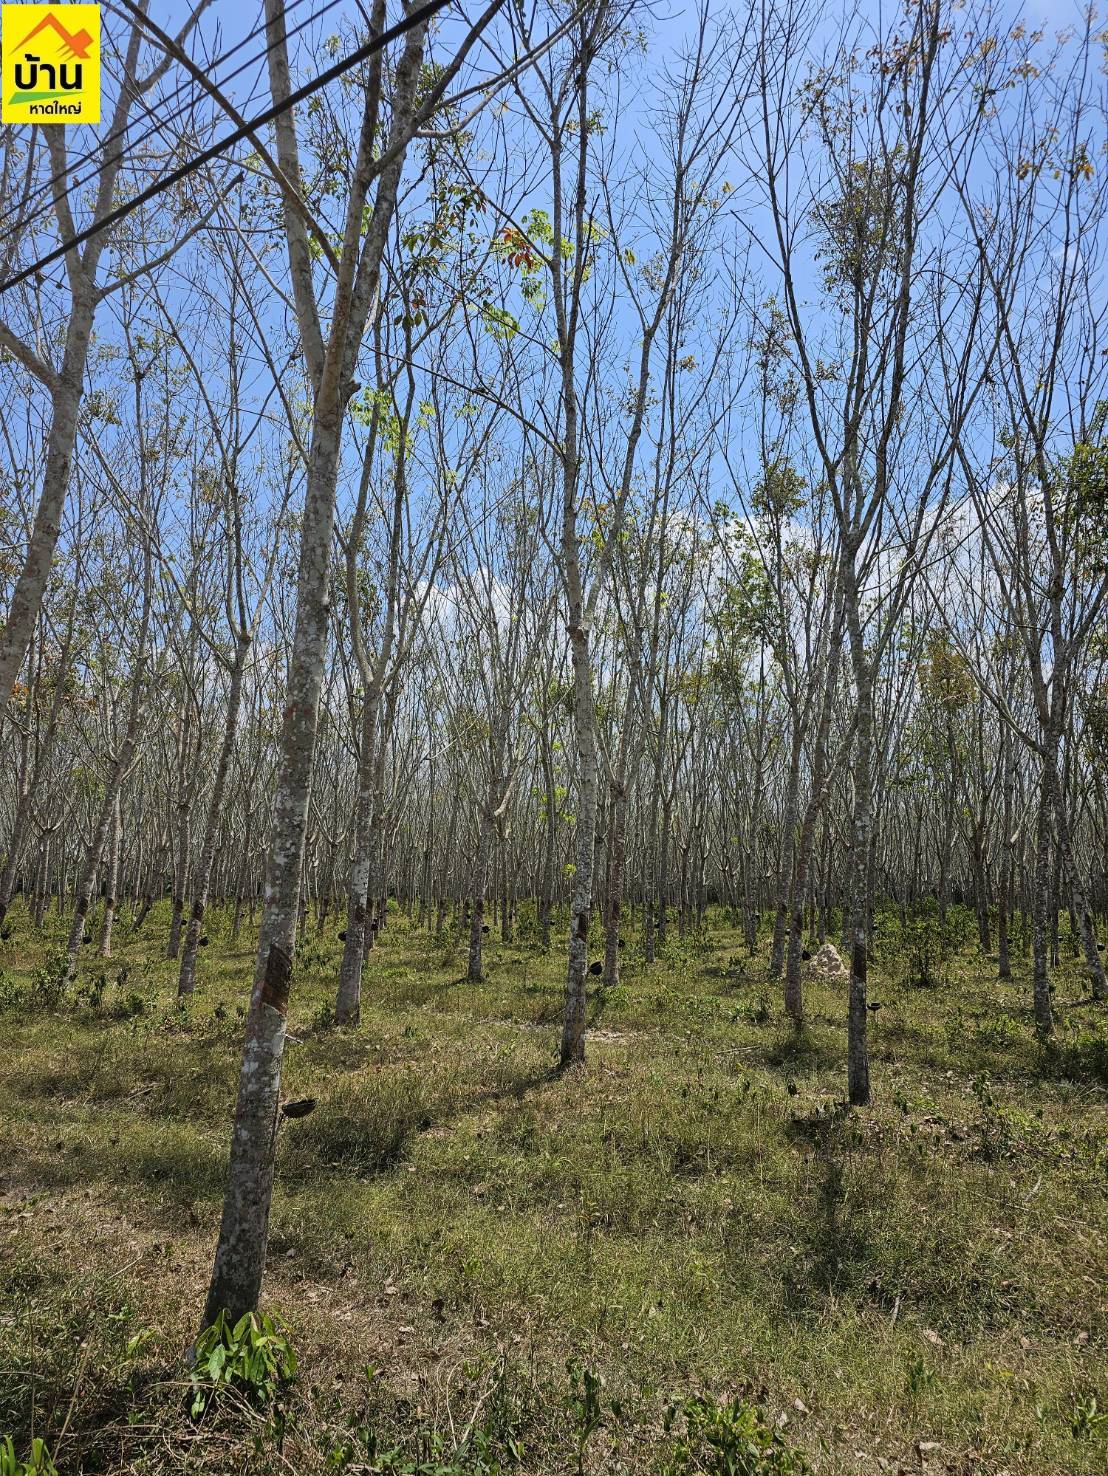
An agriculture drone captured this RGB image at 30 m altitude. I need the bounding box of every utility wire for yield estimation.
[0,0,355,250]
[0,0,451,295]
[1,0,315,244]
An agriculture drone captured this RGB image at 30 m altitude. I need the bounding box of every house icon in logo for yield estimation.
[2,5,101,123]
[17,11,95,59]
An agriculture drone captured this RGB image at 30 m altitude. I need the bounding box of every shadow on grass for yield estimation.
[757,1023,843,1074]
[779,1101,880,1312]
[11,1122,227,1212]
[279,1059,559,1185]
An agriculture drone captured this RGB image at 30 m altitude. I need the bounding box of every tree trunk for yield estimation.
[843,558,872,1107]
[1030,738,1057,1037]
[67,707,144,981]
[560,623,599,1065]
[99,792,122,959]
[603,775,629,987]
[468,807,493,982]
[770,740,801,977]
[1054,784,1107,1000]
[204,0,433,1324]
[335,694,382,1022]
[179,640,249,996]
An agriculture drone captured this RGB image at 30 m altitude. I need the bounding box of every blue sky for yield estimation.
[5,0,1104,570]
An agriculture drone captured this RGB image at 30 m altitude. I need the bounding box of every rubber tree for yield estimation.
[0,0,210,715]
[204,0,531,1326]
[750,0,995,1101]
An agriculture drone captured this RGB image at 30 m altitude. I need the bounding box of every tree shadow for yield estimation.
[757,1023,843,1074]
[780,1101,878,1312]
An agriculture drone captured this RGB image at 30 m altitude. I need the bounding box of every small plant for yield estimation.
[109,989,147,1020]
[902,913,951,991]
[730,994,770,1026]
[294,935,328,975]
[189,1310,297,1419]
[107,1302,156,1359]
[905,1354,938,1397]
[1071,1392,1108,1439]
[567,1359,614,1475]
[661,1394,811,1476]
[312,1001,336,1030]
[0,1438,57,1476]
[28,949,68,1010]
[325,1424,503,1474]
[970,1072,1020,1161]
[0,967,25,1010]
[77,970,107,1009]
[970,1013,1022,1053]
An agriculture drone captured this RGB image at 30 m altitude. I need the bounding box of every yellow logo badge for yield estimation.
[2,4,100,123]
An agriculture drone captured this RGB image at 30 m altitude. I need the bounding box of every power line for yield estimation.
[0,0,451,295]
[0,0,353,251]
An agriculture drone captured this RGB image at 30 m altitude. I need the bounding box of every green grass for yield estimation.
[0,899,1105,1474]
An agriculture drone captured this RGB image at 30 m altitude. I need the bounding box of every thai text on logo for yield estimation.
[2,5,101,122]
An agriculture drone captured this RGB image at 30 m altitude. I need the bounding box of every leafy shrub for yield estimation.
[108,988,147,1020]
[0,1438,57,1476]
[903,918,949,991]
[1071,1392,1108,1439]
[661,1394,811,1476]
[730,994,771,1026]
[76,971,107,1009]
[293,935,328,976]
[656,932,716,984]
[0,968,25,1011]
[28,950,68,1010]
[189,1310,297,1419]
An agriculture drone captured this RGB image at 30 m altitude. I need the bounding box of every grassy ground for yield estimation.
[0,900,1105,1475]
